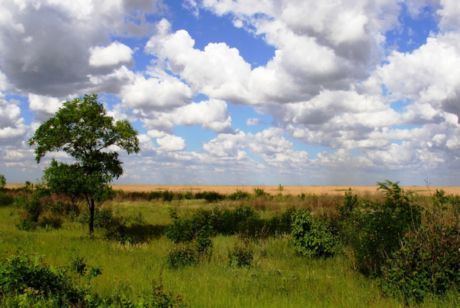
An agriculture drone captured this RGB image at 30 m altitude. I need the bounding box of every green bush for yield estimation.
[0,254,85,306]
[0,191,14,206]
[167,245,199,269]
[291,209,338,258]
[381,192,460,303]
[194,191,224,202]
[341,181,422,276]
[37,212,63,229]
[228,243,254,267]
[228,190,250,200]
[381,226,460,304]
[195,229,213,258]
[0,174,5,190]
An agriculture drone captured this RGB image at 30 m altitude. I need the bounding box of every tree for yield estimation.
[29,94,139,235]
[0,174,5,190]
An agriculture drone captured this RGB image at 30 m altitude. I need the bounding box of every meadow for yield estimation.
[0,184,459,307]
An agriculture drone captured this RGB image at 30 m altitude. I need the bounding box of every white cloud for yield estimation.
[0,95,26,142]
[120,73,192,111]
[89,41,133,67]
[28,94,62,115]
[156,134,186,152]
[144,99,232,132]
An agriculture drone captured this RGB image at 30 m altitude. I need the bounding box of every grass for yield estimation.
[0,199,458,307]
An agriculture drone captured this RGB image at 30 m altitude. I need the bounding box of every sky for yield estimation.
[0,0,459,185]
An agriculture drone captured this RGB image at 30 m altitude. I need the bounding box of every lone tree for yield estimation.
[29,94,139,235]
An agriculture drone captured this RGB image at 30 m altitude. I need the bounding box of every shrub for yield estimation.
[0,254,85,305]
[228,243,254,267]
[0,191,14,207]
[0,174,5,190]
[194,191,224,202]
[167,245,199,269]
[195,229,213,258]
[228,190,250,200]
[254,188,267,198]
[343,181,422,276]
[381,225,460,303]
[291,209,338,258]
[37,212,63,229]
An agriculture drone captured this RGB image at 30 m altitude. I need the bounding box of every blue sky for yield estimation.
[0,0,459,185]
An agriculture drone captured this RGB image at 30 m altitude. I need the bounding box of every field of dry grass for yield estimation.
[110,184,460,196]
[6,183,460,195]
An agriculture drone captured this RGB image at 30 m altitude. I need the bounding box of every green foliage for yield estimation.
[29,94,139,235]
[0,254,85,305]
[343,181,422,276]
[0,174,6,190]
[15,187,56,231]
[291,209,339,258]
[228,190,250,200]
[0,191,14,207]
[167,245,199,269]
[228,243,254,267]
[195,229,213,258]
[381,191,460,303]
[194,191,224,202]
[254,188,267,198]
[381,226,460,303]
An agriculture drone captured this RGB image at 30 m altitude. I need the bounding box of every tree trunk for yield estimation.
[89,197,95,237]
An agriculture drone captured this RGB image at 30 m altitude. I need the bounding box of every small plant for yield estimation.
[291,209,338,258]
[151,282,186,307]
[228,243,254,267]
[195,229,213,258]
[167,245,199,269]
[70,256,87,276]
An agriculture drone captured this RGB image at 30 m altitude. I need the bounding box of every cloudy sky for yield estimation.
[0,0,459,185]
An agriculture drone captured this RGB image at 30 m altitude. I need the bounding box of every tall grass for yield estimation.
[0,193,458,307]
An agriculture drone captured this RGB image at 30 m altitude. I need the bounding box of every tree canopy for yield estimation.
[29,94,139,235]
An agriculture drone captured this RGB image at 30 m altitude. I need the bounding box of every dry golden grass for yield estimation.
[6,183,460,196]
[110,184,460,196]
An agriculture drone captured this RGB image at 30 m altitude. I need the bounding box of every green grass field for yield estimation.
[0,198,458,307]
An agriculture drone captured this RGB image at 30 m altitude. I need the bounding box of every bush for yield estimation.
[0,254,85,305]
[0,174,5,190]
[195,229,213,258]
[194,191,224,202]
[382,226,460,303]
[37,212,63,229]
[228,190,250,200]
[381,192,460,303]
[342,181,422,276]
[228,243,254,267]
[291,209,338,258]
[167,245,199,269]
[0,191,14,206]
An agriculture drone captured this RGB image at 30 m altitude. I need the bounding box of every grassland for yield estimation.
[0,192,459,307]
[7,183,460,196]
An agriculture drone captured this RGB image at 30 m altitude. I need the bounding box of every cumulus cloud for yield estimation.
[89,41,133,67]
[0,0,162,96]
[156,134,186,152]
[28,94,62,117]
[0,95,26,143]
[120,73,192,111]
[144,99,232,133]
